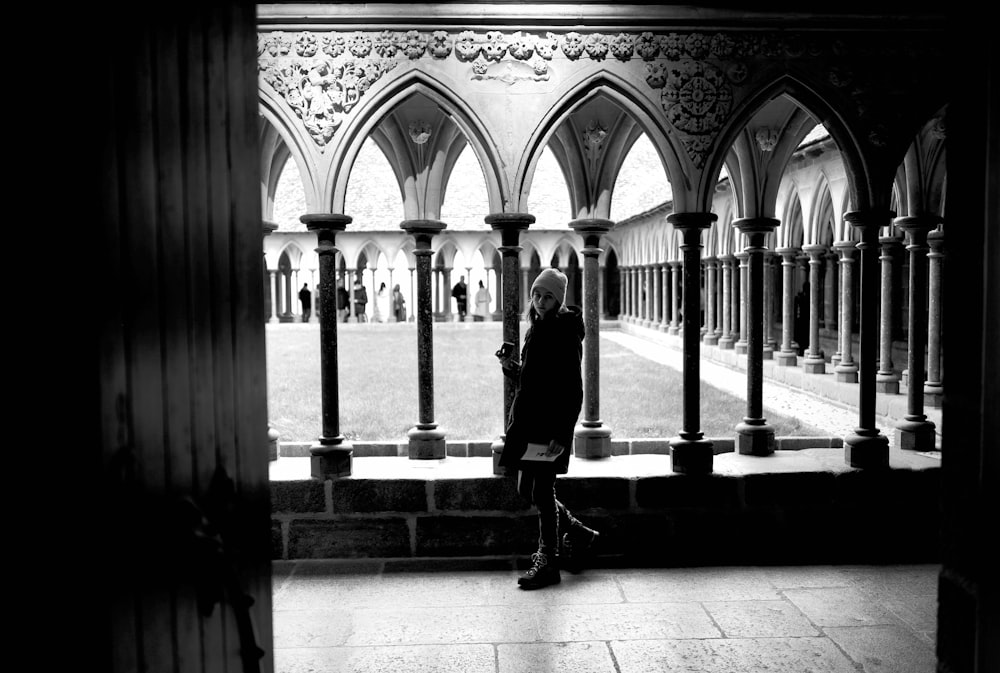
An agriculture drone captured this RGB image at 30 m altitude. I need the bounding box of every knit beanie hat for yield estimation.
[531,267,568,305]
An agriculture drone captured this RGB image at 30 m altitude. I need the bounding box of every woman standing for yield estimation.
[473,280,491,322]
[392,283,406,322]
[496,267,600,590]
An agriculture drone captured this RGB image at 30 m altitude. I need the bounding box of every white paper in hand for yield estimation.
[521,442,562,462]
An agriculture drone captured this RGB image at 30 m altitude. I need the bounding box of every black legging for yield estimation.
[517,469,577,555]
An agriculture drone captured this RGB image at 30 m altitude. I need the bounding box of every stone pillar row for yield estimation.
[298,208,941,478]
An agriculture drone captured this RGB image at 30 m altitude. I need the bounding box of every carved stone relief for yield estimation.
[258,28,941,161]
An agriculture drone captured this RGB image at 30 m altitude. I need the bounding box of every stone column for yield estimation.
[618,267,626,320]
[667,212,716,474]
[652,262,662,328]
[669,261,681,334]
[734,218,778,455]
[824,250,839,336]
[302,213,354,479]
[703,257,719,344]
[442,267,453,322]
[718,254,735,349]
[925,230,945,407]
[762,251,776,359]
[408,267,415,321]
[267,270,278,323]
[833,241,858,381]
[802,244,829,374]
[486,213,533,473]
[642,265,652,326]
[570,218,613,458]
[401,219,448,459]
[597,267,605,319]
[626,267,634,321]
[263,220,280,461]
[876,235,904,393]
[843,210,891,468]
[775,247,799,366]
[659,264,670,331]
[735,252,749,354]
[895,215,939,451]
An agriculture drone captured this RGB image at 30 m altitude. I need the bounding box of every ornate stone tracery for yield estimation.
[258,27,941,158]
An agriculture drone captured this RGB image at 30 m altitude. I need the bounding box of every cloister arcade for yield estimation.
[258,16,947,476]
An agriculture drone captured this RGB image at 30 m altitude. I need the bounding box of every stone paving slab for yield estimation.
[271,563,940,673]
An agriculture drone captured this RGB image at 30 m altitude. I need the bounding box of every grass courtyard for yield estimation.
[265,321,825,443]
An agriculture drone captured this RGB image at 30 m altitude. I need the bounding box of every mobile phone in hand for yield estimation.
[495,341,515,359]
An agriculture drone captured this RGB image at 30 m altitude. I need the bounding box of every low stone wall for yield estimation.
[270,456,941,567]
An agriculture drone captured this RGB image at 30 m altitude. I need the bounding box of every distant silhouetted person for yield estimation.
[392,283,406,322]
[298,283,312,322]
[336,279,349,322]
[452,275,467,321]
[473,280,491,322]
[353,278,368,322]
[373,282,388,323]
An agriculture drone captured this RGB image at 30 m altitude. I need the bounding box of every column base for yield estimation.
[574,423,612,459]
[658,323,670,332]
[844,430,889,468]
[669,437,714,474]
[775,351,797,367]
[762,347,774,360]
[835,362,859,383]
[408,424,446,459]
[830,355,842,368]
[802,356,826,374]
[895,418,937,451]
[491,436,509,476]
[924,384,943,409]
[668,325,680,335]
[876,373,900,394]
[267,425,280,462]
[309,440,354,479]
[718,336,735,349]
[704,333,720,345]
[735,421,775,456]
[735,342,748,355]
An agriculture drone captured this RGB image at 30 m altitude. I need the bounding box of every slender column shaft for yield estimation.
[735,219,777,455]
[775,248,799,366]
[877,236,903,393]
[735,252,749,353]
[653,263,662,325]
[570,219,614,457]
[894,216,939,450]
[667,212,716,474]
[401,219,448,459]
[669,262,681,334]
[763,251,776,357]
[486,213,532,425]
[824,251,839,333]
[803,244,829,374]
[302,213,354,479]
[843,210,891,468]
[718,255,734,348]
[925,230,945,404]
[660,264,670,330]
[833,241,858,380]
[704,258,718,344]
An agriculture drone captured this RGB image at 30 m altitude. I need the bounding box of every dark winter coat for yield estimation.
[500,305,584,474]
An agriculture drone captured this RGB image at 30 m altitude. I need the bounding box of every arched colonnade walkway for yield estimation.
[257,10,949,477]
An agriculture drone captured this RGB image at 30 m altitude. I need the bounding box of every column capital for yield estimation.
[927,229,945,253]
[735,251,749,262]
[401,219,447,248]
[895,215,941,248]
[667,211,716,230]
[570,217,612,249]
[831,240,856,257]
[803,243,829,257]
[844,208,895,229]
[775,246,800,260]
[263,219,279,236]
[301,212,352,231]
[733,216,779,234]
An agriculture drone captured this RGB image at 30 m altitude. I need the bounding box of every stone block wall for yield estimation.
[270,464,941,567]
